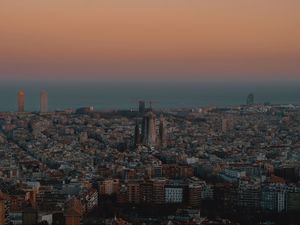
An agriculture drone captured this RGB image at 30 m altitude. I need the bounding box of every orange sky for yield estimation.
[0,0,299,80]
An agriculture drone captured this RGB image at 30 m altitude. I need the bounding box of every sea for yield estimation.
[0,80,300,112]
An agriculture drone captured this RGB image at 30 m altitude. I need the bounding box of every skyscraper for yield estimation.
[142,110,156,147]
[40,91,48,113]
[247,93,254,105]
[139,101,145,114]
[18,90,25,112]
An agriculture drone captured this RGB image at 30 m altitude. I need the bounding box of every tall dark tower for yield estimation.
[40,90,48,113]
[134,119,141,147]
[18,90,25,112]
[139,101,145,114]
[159,115,166,148]
[247,93,254,105]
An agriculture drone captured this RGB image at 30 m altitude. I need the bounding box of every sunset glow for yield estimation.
[0,0,299,80]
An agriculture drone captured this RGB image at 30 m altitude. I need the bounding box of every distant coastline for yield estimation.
[0,80,300,112]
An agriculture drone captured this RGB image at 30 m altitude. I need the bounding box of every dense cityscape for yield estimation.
[1,0,299,224]
[0,91,300,225]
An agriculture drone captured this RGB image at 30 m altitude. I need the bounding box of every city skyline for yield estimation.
[0,0,299,81]
[1,97,300,225]
[1,2,300,225]
[0,79,299,113]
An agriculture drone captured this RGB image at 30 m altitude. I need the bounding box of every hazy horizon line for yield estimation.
[1,77,300,84]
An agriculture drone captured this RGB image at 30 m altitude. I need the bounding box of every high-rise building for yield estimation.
[142,110,157,147]
[237,185,260,210]
[40,91,48,113]
[247,93,254,105]
[18,90,25,112]
[139,101,145,114]
[152,179,167,204]
[127,181,140,204]
[188,184,202,208]
[261,186,287,212]
[140,181,153,203]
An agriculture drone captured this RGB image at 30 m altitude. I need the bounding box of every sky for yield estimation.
[0,0,299,81]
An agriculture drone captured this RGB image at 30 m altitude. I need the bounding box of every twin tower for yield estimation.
[17,90,48,113]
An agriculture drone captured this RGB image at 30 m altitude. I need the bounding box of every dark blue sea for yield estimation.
[0,80,300,112]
